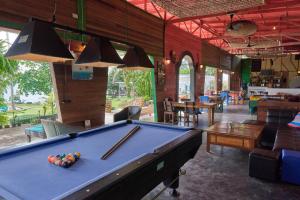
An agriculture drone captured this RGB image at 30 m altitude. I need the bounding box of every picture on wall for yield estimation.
[72,65,93,80]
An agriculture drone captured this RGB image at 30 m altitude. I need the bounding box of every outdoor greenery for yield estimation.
[18,62,52,96]
[107,68,153,101]
[0,39,19,125]
[0,37,54,126]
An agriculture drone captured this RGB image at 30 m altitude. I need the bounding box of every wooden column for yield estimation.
[217,71,223,92]
[195,65,206,97]
[51,63,108,127]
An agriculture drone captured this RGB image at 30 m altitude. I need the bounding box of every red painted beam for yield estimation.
[169,1,300,23]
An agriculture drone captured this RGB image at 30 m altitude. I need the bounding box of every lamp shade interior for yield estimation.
[75,37,124,67]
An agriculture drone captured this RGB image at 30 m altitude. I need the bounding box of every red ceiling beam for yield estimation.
[150,1,163,19]
[202,15,300,24]
[168,1,300,23]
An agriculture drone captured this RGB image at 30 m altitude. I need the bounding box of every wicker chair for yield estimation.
[41,119,85,139]
[113,106,141,122]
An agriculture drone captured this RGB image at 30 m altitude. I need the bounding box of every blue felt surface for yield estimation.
[0,121,190,200]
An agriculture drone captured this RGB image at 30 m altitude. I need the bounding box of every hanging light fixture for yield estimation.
[119,46,154,70]
[5,20,74,62]
[75,37,124,67]
[118,1,153,70]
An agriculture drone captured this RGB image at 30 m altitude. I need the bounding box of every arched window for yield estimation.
[178,55,195,101]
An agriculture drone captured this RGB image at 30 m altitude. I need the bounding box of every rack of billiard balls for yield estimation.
[48,152,81,168]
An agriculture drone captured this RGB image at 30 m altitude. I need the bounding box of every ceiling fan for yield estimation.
[226,13,257,37]
[228,13,234,30]
[247,36,255,48]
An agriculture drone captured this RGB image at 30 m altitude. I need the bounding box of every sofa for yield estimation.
[245,109,300,183]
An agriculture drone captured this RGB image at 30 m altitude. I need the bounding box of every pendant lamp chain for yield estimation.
[52,0,57,23]
[124,1,129,44]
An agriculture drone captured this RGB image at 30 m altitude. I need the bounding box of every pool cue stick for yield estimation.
[101,125,141,160]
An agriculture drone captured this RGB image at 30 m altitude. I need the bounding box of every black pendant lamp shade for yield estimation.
[5,20,74,62]
[75,37,124,67]
[120,46,154,70]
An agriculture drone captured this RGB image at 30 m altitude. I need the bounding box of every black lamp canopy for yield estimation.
[75,37,124,67]
[119,46,154,70]
[5,18,151,68]
[5,20,74,63]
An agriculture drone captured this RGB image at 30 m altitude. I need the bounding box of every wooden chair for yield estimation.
[184,102,201,126]
[163,100,176,124]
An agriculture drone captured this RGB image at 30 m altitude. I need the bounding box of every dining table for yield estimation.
[208,95,223,103]
[171,101,217,125]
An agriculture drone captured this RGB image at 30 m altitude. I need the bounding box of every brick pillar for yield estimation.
[195,65,206,98]
[230,73,241,91]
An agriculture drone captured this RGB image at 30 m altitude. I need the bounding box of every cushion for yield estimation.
[288,112,300,128]
[281,149,300,185]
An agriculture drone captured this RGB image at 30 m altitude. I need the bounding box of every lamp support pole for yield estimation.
[77,0,86,42]
[149,56,158,122]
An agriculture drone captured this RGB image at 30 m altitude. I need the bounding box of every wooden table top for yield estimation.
[205,122,264,139]
[172,101,217,108]
[208,95,221,99]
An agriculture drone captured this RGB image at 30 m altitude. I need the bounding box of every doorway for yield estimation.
[178,55,195,101]
[222,72,230,91]
[204,66,217,95]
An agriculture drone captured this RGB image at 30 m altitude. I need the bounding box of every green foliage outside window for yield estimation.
[107,68,153,101]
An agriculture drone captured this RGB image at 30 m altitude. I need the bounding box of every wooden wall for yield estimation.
[1,0,164,126]
[164,24,203,101]
[202,41,235,70]
[0,0,77,28]
[51,63,107,127]
[86,0,163,57]
[0,0,164,57]
[230,73,241,91]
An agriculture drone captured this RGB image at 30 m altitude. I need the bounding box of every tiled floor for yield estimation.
[143,104,300,200]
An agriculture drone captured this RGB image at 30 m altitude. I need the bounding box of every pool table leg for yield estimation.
[163,170,180,197]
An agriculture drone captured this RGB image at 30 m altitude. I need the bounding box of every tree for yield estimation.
[0,39,19,112]
[42,92,56,115]
[107,68,122,97]
[0,97,8,126]
[106,67,154,102]
[17,61,52,96]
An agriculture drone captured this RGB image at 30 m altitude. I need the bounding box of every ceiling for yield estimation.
[127,0,300,58]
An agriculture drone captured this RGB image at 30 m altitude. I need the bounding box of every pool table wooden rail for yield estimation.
[63,129,202,200]
[0,120,202,200]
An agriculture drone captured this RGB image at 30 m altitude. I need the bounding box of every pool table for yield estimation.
[0,120,202,200]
